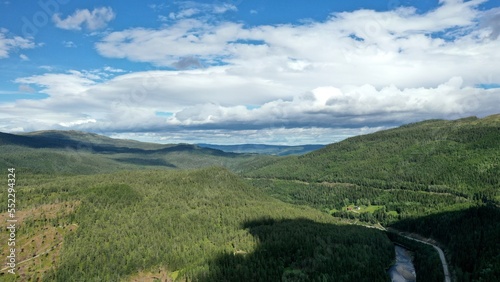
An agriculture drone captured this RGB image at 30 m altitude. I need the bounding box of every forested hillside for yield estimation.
[244,115,500,202]
[242,114,500,281]
[0,167,394,281]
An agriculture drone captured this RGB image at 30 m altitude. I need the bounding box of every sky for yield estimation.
[0,0,499,145]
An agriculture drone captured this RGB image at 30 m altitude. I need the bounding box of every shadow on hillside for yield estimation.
[0,131,239,157]
[198,218,393,282]
[390,205,500,281]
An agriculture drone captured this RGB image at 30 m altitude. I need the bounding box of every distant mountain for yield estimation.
[0,130,263,174]
[197,143,325,156]
[18,130,211,153]
[22,130,168,150]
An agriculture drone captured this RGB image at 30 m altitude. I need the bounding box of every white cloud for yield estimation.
[0,31,35,59]
[14,71,96,97]
[158,15,169,22]
[159,1,237,22]
[168,77,500,129]
[39,65,55,71]
[19,54,29,61]
[95,0,500,89]
[169,8,200,20]
[53,7,115,31]
[59,118,96,127]
[213,3,237,14]
[63,41,77,48]
[95,19,242,67]
[103,66,126,73]
[3,67,500,143]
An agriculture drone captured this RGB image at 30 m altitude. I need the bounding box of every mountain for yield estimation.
[244,114,500,201]
[0,130,263,174]
[1,130,194,152]
[197,143,325,156]
[22,130,169,150]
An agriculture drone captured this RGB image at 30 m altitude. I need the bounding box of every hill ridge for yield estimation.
[244,114,500,202]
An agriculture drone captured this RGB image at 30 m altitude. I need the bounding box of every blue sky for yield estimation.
[0,0,499,144]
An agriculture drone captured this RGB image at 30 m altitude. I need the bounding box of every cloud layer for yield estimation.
[2,1,500,144]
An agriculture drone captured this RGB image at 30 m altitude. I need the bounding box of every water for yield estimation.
[388,245,416,282]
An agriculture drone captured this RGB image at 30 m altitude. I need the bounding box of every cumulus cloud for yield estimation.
[53,7,115,31]
[14,71,97,97]
[169,77,500,130]
[95,19,241,66]
[95,0,500,89]
[3,67,500,143]
[0,31,35,59]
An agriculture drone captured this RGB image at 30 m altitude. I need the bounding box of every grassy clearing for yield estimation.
[343,205,384,213]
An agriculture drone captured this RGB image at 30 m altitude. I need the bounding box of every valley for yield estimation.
[196,144,325,156]
[0,115,499,281]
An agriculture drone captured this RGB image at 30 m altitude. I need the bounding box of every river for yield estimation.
[388,245,416,282]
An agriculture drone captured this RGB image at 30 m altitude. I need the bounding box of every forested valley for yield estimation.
[244,114,500,281]
[0,114,498,281]
[0,168,394,281]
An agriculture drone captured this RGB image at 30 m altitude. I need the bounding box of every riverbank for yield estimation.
[388,245,416,282]
[386,231,446,282]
